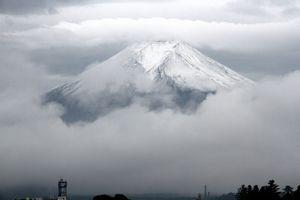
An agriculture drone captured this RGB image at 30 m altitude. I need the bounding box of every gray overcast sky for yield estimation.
[1,0,300,196]
[1,0,300,78]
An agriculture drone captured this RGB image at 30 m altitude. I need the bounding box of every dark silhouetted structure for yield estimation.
[93,194,129,200]
[58,179,67,200]
[196,193,202,200]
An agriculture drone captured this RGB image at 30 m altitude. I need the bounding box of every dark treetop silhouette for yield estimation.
[236,180,300,200]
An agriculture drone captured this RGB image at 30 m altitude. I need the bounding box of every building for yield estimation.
[58,179,67,200]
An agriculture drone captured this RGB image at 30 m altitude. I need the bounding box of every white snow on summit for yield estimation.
[132,40,252,90]
[78,40,252,92]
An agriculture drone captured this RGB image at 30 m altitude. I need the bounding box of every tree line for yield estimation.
[236,180,300,200]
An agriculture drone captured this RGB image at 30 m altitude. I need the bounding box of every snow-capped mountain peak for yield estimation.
[46,40,253,123]
[92,40,252,91]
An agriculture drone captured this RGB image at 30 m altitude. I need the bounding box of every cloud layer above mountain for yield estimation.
[1,0,300,195]
[2,0,300,79]
[3,17,300,79]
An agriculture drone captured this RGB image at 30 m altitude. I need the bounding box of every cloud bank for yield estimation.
[1,0,300,196]
[0,43,300,194]
[2,17,300,78]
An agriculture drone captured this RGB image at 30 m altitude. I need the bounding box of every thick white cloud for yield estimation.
[1,0,300,196]
[1,65,300,193]
[3,16,300,79]
[2,0,300,32]
[0,43,300,193]
[4,18,300,54]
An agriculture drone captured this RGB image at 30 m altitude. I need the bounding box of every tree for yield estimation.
[293,185,300,200]
[259,186,268,200]
[251,185,260,200]
[93,194,114,200]
[234,180,300,200]
[93,194,130,200]
[282,186,293,200]
[247,185,252,198]
[236,185,247,200]
[114,194,129,200]
[265,180,281,200]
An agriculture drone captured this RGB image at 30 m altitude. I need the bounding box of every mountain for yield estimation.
[45,40,252,123]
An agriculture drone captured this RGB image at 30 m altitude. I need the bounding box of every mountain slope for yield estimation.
[45,40,252,123]
[126,40,251,90]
